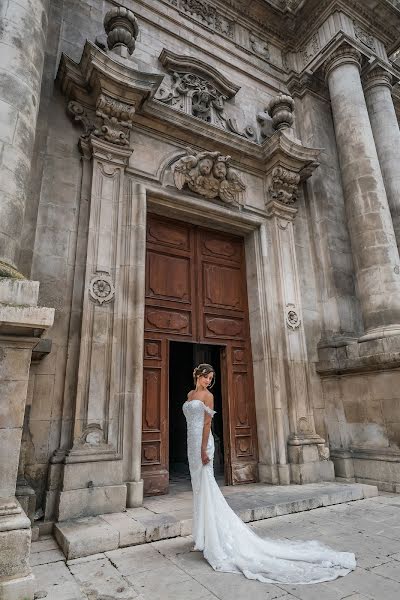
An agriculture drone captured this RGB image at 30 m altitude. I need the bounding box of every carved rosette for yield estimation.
[104,7,139,55]
[172,149,245,205]
[286,304,301,329]
[269,166,300,205]
[267,93,295,131]
[89,272,115,305]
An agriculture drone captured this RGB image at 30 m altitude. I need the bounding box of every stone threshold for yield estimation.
[53,481,378,560]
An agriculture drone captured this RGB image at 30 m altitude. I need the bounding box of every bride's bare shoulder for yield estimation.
[204,391,214,409]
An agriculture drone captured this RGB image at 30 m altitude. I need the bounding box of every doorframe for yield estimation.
[167,339,230,485]
[124,183,284,506]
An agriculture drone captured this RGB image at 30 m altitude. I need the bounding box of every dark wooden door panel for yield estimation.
[142,214,258,494]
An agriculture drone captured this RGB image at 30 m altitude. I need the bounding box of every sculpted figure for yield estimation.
[172,149,245,205]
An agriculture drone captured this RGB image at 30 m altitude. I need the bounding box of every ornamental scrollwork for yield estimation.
[89,271,115,305]
[269,166,300,205]
[353,21,376,51]
[172,149,245,205]
[166,0,234,39]
[66,95,136,147]
[155,71,256,141]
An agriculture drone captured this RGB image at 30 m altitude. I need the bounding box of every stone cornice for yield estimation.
[57,41,164,112]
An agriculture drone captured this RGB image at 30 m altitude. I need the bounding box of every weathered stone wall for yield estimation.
[20,0,294,509]
[17,0,400,508]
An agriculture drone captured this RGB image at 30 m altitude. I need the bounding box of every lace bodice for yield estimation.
[182,397,356,585]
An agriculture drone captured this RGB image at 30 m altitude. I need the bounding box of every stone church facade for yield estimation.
[2,0,400,596]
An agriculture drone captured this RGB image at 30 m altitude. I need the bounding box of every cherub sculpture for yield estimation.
[172,149,245,206]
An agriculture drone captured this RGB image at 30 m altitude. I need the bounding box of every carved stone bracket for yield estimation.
[172,148,245,205]
[263,129,321,212]
[269,167,300,205]
[57,41,163,147]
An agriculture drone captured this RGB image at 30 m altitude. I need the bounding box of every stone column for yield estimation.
[324,44,400,338]
[0,0,48,277]
[363,65,400,250]
[0,280,54,599]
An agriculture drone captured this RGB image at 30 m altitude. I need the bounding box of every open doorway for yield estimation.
[168,341,224,488]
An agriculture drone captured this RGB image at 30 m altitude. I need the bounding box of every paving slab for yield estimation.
[53,482,378,559]
[30,496,400,600]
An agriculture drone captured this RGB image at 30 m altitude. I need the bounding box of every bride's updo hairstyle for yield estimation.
[193,363,215,389]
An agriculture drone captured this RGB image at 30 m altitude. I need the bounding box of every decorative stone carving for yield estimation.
[172,149,245,205]
[249,32,270,60]
[167,0,234,39]
[269,166,300,205]
[96,93,135,146]
[58,41,163,147]
[67,96,135,146]
[268,93,295,130]
[353,21,376,51]
[300,33,320,67]
[286,303,301,329]
[155,49,256,140]
[89,271,115,305]
[104,6,139,56]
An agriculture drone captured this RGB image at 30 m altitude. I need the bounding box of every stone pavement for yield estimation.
[54,482,377,560]
[31,493,400,600]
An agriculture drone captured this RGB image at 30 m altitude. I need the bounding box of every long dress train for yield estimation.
[183,399,356,585]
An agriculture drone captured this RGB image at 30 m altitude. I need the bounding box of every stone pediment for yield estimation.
[158,49,240,98]
[154,49,256,141]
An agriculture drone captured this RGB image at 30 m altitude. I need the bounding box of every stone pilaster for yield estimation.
[363,64,400,252]
[0,0,49,277]
[0,280,54,599]
[52,36,162,519]
[262,120,335,484]
[324,44,400,339]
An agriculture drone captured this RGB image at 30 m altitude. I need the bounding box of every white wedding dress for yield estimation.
[183,399,356,585]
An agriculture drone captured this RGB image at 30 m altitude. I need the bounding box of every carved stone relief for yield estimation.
[286,303,301,329]
[67,96,135,147]
[172,149,246,205]
[269,166,300,205]
[155,64,256,141]
[249,32,270,60]
[89,271,115,305]
[301,33,320,67]
[353,21,376,51]
[164,0,235,38]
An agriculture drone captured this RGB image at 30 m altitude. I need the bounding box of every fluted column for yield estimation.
[363,66,400,250]
[0,0,48,277]
[324,44,400,338]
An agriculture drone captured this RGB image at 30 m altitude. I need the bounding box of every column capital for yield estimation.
[363,65,393,92]
[323,43,362,81]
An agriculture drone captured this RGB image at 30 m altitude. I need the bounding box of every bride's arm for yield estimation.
[201,395,214,465]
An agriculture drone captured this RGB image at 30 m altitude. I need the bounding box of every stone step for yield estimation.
[53,482,378,560]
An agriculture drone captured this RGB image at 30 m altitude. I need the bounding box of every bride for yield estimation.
[183,363,356,585]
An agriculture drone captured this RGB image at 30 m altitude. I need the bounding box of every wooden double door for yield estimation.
[142,214,258,495]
